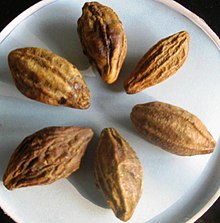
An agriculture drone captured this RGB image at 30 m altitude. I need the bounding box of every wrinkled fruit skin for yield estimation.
[8,47,91,109]
[94,128,143,221]
[131,102,216,156]
[124,31,190,94]
[77,2,127,84]
[3,126,94,190]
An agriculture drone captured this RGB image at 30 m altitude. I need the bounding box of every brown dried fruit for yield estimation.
[77,2,127,84]
[124,31,190,94]
[3,126,94,190]
[8,47,91,109]
[131,101,216,156]
[94,128,143,221]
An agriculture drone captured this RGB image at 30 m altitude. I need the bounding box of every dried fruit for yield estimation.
[77,2,127,84]
[131,101,216,156]
[124,31,190,94]
[8,47,91,109]
[94,128,143,221]
[3,126,94,190]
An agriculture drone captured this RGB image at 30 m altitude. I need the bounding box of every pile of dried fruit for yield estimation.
[3,1,216,222]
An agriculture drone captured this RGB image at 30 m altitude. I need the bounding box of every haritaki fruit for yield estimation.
[94,128,143,221]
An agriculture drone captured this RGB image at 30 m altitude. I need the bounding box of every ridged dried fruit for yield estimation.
[8,47,91,109]
[131,101,216,156]
[124,31,190,94]
[94,128,143,221]
[77,2,127,84]
[3,126,94,190]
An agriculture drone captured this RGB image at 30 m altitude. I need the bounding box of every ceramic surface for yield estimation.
[0,1,219,222]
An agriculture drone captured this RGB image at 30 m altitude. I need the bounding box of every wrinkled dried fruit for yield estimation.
[124,31,189,94]
[131,101,216,156]
[77,2,127,84]
[3,126,94,190]
[8,47,91,109]
[94,128,143,221]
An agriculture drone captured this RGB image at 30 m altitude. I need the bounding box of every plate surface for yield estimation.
[0,0,220,223]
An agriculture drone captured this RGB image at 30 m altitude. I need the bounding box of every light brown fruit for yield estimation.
[77,2,127,84]
[94,128,143,221]
[3,126,94,190]
[124,31,189,94]
[131,101,216,156]
[8,47,91,109]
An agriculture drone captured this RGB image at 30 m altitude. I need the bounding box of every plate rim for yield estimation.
[0,0,220,222]
[157,0,220,50]
[0,0,57,44]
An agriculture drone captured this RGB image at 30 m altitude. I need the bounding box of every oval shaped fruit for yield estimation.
[3,126,94,190]
[77,2,127,84]
[94,128,143,221]
[131,102,216,156]
[124,31,190,94]
[8,47,91,109]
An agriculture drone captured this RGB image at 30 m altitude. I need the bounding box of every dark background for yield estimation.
[0,0,219,222]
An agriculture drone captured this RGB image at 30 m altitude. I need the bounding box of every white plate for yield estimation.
[0,1,220,223]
